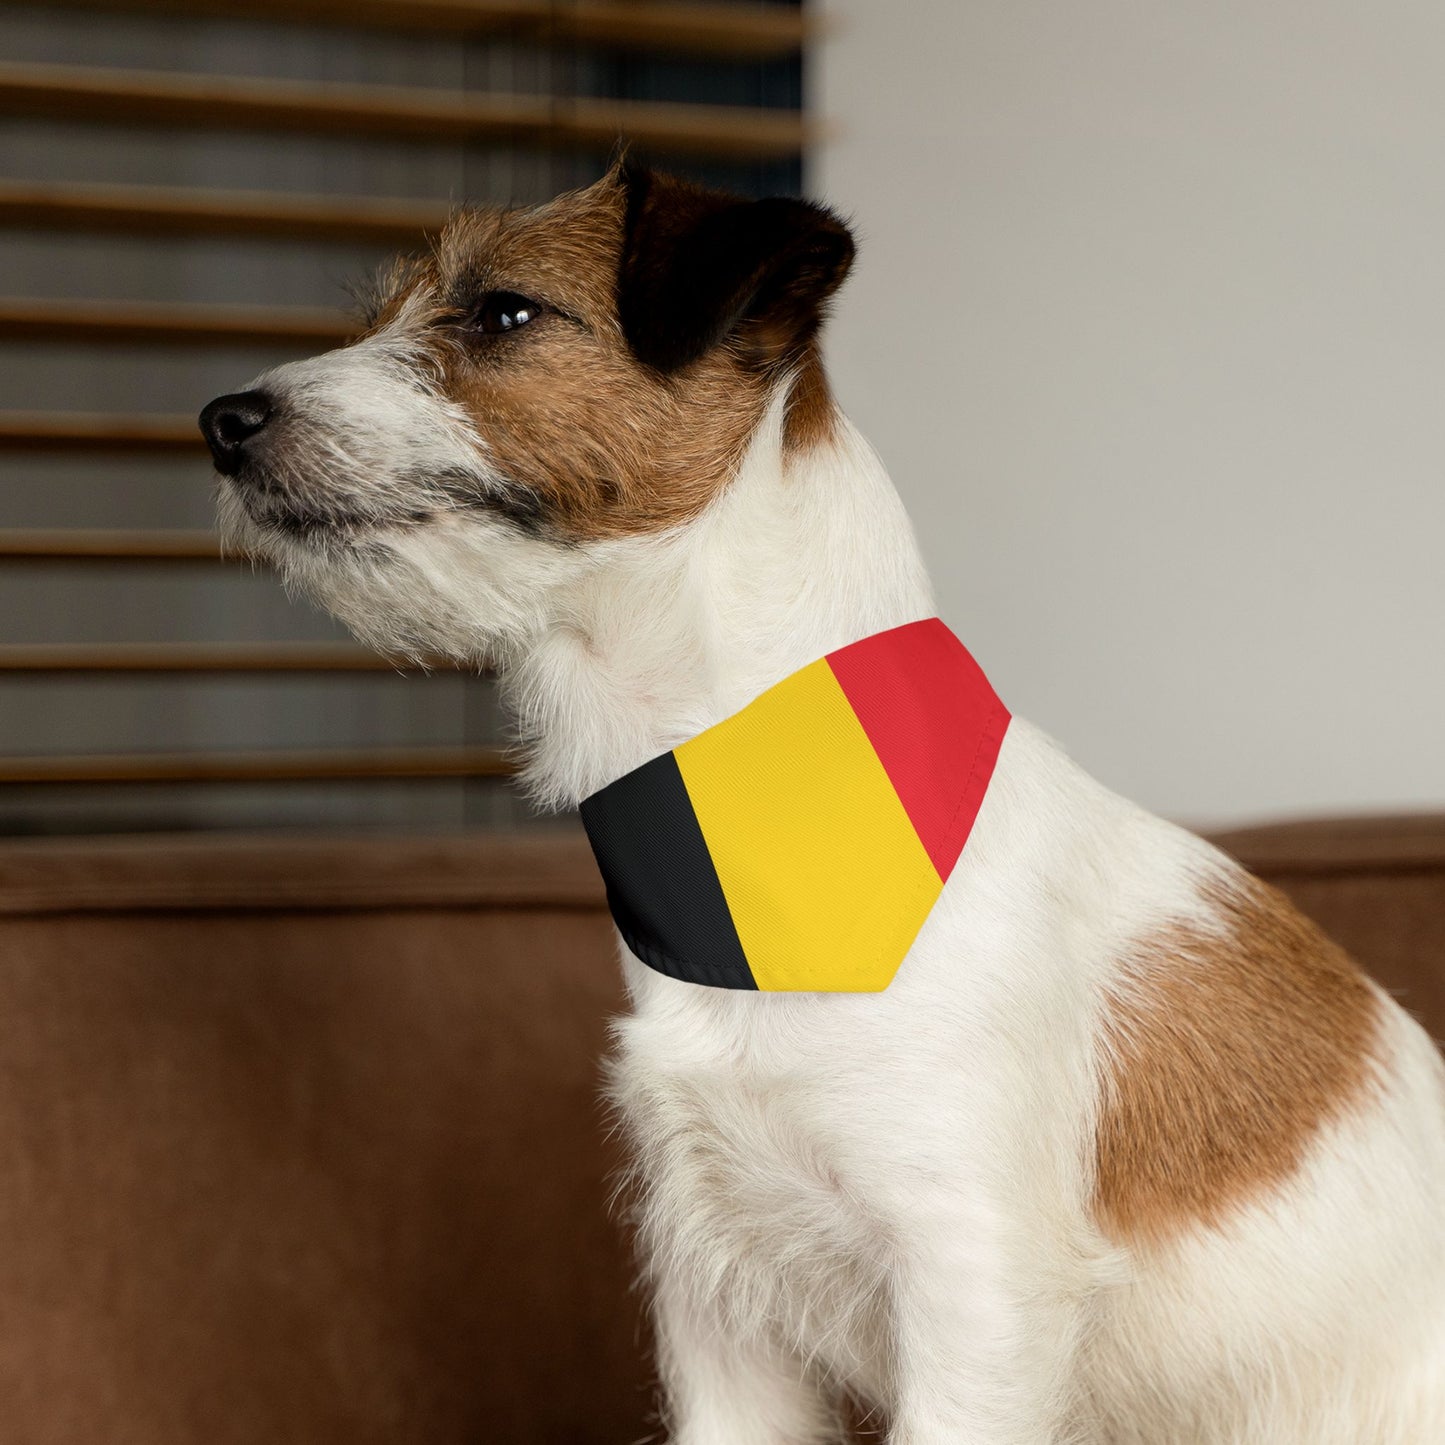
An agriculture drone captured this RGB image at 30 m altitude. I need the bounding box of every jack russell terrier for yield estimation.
[200,162,1445,1444]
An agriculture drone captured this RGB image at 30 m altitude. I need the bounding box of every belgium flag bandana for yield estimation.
[579,619,1010,992]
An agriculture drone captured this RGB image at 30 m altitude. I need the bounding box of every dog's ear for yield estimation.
[616,162,855,375]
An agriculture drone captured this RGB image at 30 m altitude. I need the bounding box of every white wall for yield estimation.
[813,0,1445,827]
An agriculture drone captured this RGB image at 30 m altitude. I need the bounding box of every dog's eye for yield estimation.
[471,291,543,335]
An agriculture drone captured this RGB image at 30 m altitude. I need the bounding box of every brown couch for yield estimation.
[0,816,1441,1443]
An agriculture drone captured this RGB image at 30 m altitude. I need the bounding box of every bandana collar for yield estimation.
[579,618,1010,992]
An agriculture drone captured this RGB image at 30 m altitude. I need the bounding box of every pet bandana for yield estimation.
[579,618,1010,992]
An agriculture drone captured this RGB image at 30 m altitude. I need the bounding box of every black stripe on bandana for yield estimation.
[579,750,756,989]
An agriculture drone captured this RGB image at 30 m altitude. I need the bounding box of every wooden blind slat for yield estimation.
[0,529,221,560]
[0,180,448,245]
[0,643,421,673]
[0,745,514,784]
[28,0,810,59]
[0,62,813,161]
[0,413,203,452]
[0,297,353,348]
[0,410,203,447]
[546,0,811,58]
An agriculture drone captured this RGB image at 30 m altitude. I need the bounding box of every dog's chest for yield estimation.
[612,1005,893,1389]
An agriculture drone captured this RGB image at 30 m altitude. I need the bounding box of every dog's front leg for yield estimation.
[653,1276,841,1445]
[885,1202,1090,1445]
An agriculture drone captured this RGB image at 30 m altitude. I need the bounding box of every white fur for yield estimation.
[221,350,1445,1443]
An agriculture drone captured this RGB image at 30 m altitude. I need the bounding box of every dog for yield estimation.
[201,162,1445,1443]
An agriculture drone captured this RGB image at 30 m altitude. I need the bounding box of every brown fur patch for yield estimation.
[1094,872,1382,1246]
[782,343,839,456]
[367,174,819,541]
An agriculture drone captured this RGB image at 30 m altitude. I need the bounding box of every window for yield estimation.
[0,0,808,834]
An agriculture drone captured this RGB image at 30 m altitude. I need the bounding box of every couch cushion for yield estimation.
[0,831,644,1445]
[0,817,1441,1442]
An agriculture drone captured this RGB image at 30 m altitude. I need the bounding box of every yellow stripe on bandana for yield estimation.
[674,657,941,992]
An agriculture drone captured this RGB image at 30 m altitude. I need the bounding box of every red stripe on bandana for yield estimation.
[825,619,1010,881]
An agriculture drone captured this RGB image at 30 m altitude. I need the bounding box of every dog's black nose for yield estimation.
[199,390,273,475]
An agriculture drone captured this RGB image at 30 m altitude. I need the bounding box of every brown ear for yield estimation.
[616,163,855,375]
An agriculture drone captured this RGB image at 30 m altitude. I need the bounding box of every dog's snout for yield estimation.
[199,390,274,476]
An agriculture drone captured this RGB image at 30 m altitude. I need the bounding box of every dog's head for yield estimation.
[200,163,854,661]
